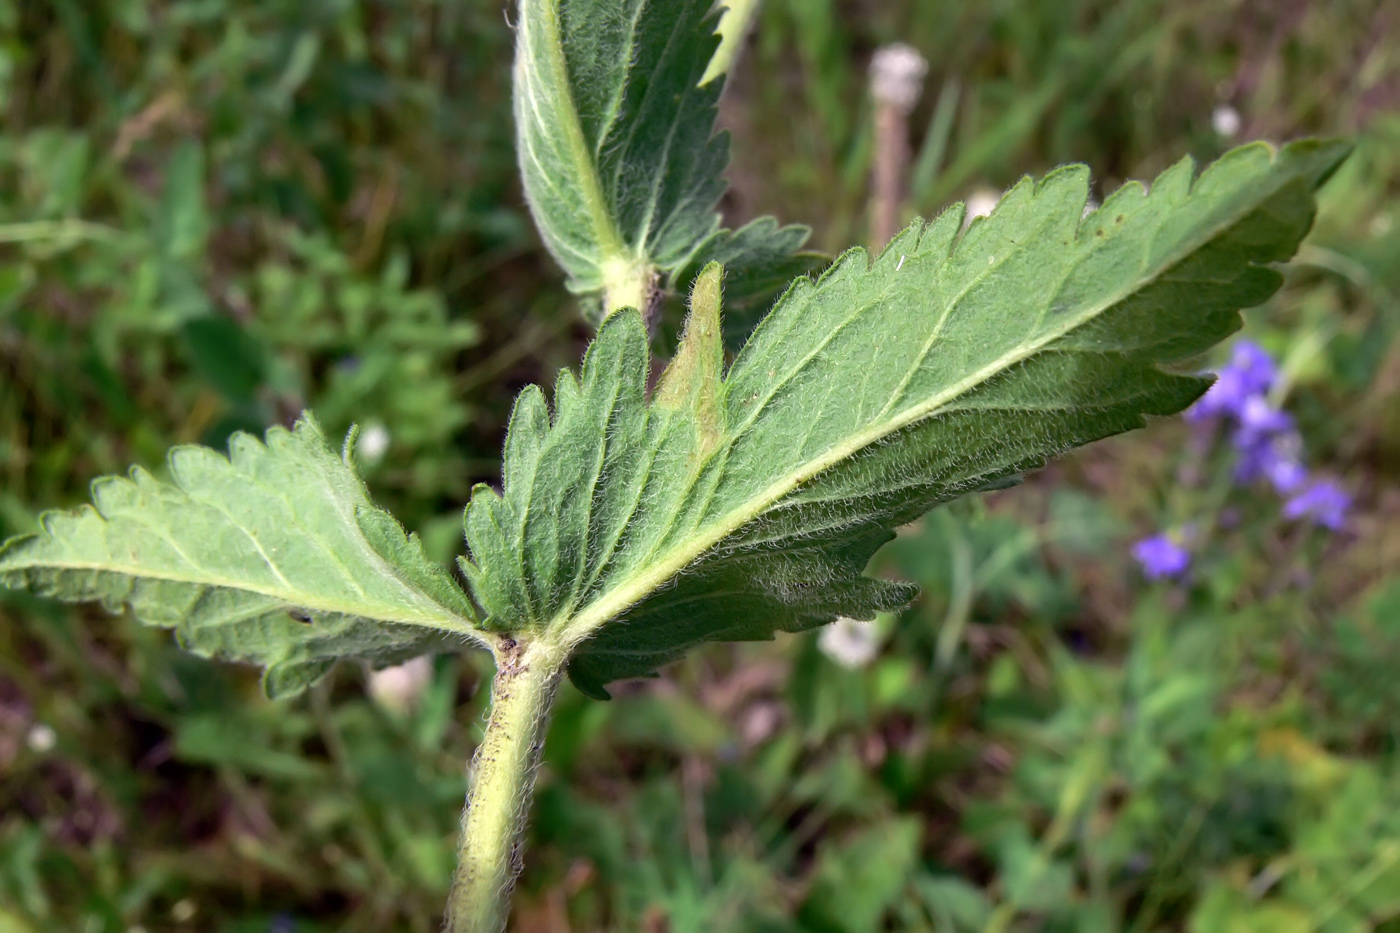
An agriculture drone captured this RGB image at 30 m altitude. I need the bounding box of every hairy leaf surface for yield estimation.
[513,0,813,318]
[0,419,481,696]
[461,140,1349,697]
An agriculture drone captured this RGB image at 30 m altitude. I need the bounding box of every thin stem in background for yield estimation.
[867,45,928,249]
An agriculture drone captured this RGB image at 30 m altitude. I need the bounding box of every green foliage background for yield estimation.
[1,1,1398,931]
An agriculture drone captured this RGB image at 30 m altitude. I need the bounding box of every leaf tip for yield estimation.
[261,659,332,699]
[655,263,725,441]
[1278,136,1353,189]
[691,261,724,320]
[872,219,925,268]
[341,423,361,464]
[0,530,38,575]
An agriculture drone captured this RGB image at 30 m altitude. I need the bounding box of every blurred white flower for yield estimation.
[963,187,1001,225]
[739,701,783,747]
[869,43,929,113]
[818,617,881,669]
[357,422,391,465]
[368,655,435,714]
[26,723,56,753]
[1212,105,1241,138]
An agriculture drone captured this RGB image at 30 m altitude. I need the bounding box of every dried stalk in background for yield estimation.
[868,44,929,247]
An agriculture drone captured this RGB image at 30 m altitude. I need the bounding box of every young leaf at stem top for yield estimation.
[460,139,1349,698]
[513,0,821,325]
[0,419,483,697]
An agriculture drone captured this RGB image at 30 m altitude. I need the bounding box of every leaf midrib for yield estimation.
[4,546,477,636]
[524,0,629,266]
[552,183,1272,652]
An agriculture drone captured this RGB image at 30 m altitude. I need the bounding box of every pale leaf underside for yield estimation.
[460,139,1349,697]
[0,419,480,696]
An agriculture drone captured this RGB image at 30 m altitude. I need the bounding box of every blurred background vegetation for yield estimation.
[1,0,1398,930]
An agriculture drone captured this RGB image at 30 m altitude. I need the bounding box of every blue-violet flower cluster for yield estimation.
[1132,534,1192,581]
[1134,340,1351,579]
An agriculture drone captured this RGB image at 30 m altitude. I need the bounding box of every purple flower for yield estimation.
[1176,337,1348,537]
[1237,395,1293,437]
[1133,534,1191,580]
[1181,337,1282,420]
[1187,340,1279,422]
[1233,428,1303,487]
[1187,366,1252,421]
[1266,455,1308,494]
[1228,340,1278,396]
[1284,480,1351,531]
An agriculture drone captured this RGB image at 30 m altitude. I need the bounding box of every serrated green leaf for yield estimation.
[461,139,1348,697]
[513,0,812,316]
[0,418,482,697]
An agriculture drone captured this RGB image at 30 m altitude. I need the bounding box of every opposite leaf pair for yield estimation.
[0,139,1350,702]
[0,2,1355,930]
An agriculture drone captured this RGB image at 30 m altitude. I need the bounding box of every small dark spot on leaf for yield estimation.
[288,610,313,624]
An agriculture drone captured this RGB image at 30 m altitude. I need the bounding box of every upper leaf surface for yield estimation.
[513,0,813,316]
[0,418,481,696]
[462,140,1349,696]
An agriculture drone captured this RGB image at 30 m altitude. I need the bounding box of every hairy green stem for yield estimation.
[446,638,566,933]
[601,253,657,320]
